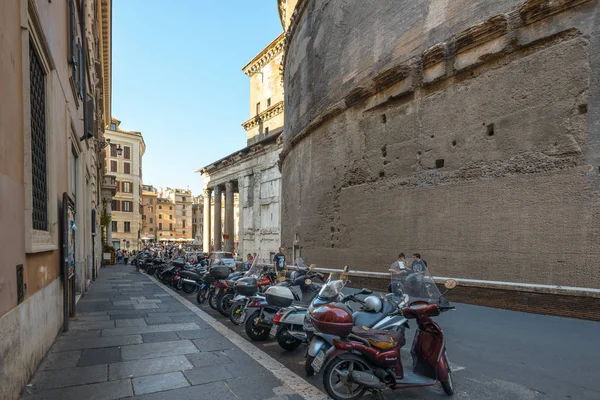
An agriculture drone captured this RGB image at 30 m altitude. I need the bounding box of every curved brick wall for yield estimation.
[280,0,600,288]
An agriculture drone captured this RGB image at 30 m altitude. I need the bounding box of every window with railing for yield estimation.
[30,42,48,231]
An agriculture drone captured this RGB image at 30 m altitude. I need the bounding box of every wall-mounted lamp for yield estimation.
[116,144,123,156]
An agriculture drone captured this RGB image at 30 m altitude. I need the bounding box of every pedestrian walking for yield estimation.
[123,250,129,265]
[273,247,286,281]
[116,248,123,264]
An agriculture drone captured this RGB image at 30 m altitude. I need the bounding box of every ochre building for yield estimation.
[277,0,600,295]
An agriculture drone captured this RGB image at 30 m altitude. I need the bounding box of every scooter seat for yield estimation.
[351,326,405,350]
[180,270,203,280]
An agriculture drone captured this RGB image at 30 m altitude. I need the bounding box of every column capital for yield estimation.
[213,185,222,195]
[203,188,212,196]
[225,181,234,190]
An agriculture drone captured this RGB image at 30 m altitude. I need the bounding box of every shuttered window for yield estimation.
[110,143,117,157]
[124,146,131,159]
[110,160,117,172]
[124,162,131,174]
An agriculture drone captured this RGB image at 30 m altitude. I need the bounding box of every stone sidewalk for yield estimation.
[20,264,310,400]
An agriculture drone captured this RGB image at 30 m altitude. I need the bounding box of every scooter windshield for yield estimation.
[317,267,350,300]
[389,260,442,303]
[243,255,265,278]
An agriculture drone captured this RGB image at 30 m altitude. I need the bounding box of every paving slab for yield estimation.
[183,365,233,385]
[225,373,284,400]
[56,329,101,340]
[109,355,194,380]
[132,371,190,395]
[185,350,233,368]
[192,337,236,352]
[69,320,116,330]
[22,379,133,400]
[36,351,81,371]
[50,334,142,352]
[127,381,237,400]
[134,303,159,310]
[101,322,200,336]
[175,329,214,340]
[142,331,181,343]
[121,340,199,361]
[115,318,148,328]
[78,347,121,367]
[29,364,107,392]
[144,316,174,325]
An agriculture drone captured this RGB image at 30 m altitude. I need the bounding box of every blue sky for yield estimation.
[112,1,283,195]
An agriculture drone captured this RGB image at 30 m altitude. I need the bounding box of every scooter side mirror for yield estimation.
[444,279,457,290]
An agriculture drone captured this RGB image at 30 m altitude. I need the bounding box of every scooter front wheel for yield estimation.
[229,302,247,325]
[323,353,369,400]
[440,350,454,396]
[305,355,315,376]
[244,310,270,341]
[208,291,218,310]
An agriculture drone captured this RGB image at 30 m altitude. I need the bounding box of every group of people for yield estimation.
[115,248,133,264]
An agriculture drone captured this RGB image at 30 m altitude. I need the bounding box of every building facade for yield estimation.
[0,0,112,398]
[104,119,145,250]
[156,196,176,240]
[200,34,285,262]
[141,184,158,242]
[174,188,193,240]
[277,0,600,293]
[192,195,204,245]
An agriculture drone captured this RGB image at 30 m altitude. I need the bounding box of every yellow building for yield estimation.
[242,33,285,143]
[141,184,158,242]
[0,1,112,397]
[174,188,193,240]
[104,119,146,250]
[156,197,176,240]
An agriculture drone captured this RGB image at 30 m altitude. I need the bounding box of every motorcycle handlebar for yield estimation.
[439,306,456,312]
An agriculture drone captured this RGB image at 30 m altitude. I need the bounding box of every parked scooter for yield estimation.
[271,266,353,351]
[312,273,457,400]
[228,259,277,325]
[304,268,412,376]
[244,260,324,341]
[208,263,243,310]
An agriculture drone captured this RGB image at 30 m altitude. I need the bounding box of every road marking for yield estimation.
[146,273,328,400]
[450,362,466,372]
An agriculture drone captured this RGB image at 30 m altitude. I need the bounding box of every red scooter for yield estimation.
[311,275,457,400]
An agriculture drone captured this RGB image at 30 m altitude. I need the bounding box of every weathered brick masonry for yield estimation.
[278,0,600,294]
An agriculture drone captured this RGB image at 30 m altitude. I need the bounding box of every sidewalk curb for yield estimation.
[144,273,329,400]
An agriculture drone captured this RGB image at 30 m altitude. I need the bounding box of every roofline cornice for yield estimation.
[241,101,284,131]
[242,32,286,76]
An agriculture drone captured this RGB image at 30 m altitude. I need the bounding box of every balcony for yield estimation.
[102,174,117,197]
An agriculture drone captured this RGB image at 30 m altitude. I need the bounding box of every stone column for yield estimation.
[236,177,245,260]
[105,200,113,244]
[213,186,222,250]
[224,181,235,253]
[203,189,211,253]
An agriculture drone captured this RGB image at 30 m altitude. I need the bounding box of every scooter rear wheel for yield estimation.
[182,282,196,294]
[305,356,315,376]
[276,326,302,351]
[323,353,369,400]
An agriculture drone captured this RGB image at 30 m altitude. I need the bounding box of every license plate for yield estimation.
[312,350,326,373]
[215,288,220,294]
[269,324,277,339]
